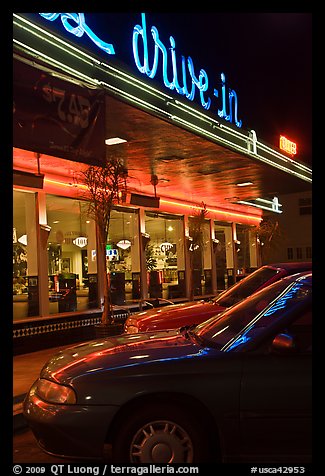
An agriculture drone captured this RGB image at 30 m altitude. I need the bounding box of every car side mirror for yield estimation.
[272,333,295,353]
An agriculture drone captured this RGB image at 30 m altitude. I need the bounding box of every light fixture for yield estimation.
[105,137,127,145]
[160,219,173,253]
[160,241,173,253]
[18,234,27,245]
[236,181,253,187]
[73,237,88,248]
[116,239,131,250]
[116,212,131,250]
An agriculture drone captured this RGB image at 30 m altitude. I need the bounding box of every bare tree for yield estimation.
[254,216,285,264]
[78,158,128,326]
[188,202,209,300]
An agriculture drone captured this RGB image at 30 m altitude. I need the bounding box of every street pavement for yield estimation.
[13,344,72,431]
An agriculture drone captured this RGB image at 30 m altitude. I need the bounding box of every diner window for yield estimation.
[189,216,212,296]
[13,190,38,320]
[145,212,186,300]
[105,207,140,304]
[236,225,252,276]
[214,222,233,290]
[46,195,97,314]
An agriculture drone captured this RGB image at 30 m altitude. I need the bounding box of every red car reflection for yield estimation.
[124,262,311,333]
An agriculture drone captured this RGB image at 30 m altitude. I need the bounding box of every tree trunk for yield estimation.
[99,233,114,325]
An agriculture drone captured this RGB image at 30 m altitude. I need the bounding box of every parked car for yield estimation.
[24,272,312,464]
[124,261,312,333]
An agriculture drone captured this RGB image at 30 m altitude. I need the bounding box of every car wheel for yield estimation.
[112,402,212,463]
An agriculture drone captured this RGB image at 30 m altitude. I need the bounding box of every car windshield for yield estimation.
[214,267,280,307]
[195,277,311,352]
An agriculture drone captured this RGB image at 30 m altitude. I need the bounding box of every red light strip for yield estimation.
[43,178,262,224]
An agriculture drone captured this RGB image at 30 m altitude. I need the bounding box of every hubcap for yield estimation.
[130,420,194,463]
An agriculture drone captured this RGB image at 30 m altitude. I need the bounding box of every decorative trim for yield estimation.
[13,311,128,339]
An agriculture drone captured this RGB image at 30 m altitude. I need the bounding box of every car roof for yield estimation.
[284,270,312,285]
[266,261,312,271]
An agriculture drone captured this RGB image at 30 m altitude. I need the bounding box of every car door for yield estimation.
[239,312,312,462]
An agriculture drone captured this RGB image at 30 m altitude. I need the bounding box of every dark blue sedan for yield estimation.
[23,272,312,464]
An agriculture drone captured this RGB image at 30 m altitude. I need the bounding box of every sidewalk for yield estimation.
[13,344,71,431]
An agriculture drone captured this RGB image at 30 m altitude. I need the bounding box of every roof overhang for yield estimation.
[13,13,312,218]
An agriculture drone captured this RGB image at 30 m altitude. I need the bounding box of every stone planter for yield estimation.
[94,322,124,338]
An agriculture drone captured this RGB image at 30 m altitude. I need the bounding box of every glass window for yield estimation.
[299,197,312,215]
[306,246,312,259]
[214,222,233,290]
[236,224,252,275]
[189,216,211,296]
[287,247,294,260]
[13,190,38,320]
[46,195,97,314]
[105,207,140,304]
[216,266,281,308]
[296,247,303,259]
[145,212,186,300]
[195,278,312,351]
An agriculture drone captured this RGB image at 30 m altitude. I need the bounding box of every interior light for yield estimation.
[160,242,173,253]
[116,239,131,250]
[18,234,27,245]
[73,236,88,248]
[105,137,127,145]
[236,181,253,187]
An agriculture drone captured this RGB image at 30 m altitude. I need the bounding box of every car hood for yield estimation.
[131,301,226,331]
[40,329,212,384]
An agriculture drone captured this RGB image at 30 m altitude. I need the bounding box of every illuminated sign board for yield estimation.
[279,135,297,156]
[73,236,88,248]
[236,196,283,214]
[39,12,242,128]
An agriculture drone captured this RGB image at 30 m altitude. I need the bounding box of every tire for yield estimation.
[112,402,212,463]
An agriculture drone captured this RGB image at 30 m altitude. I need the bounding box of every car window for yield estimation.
[284,310,312,353]
[195,278,311,352]
[215,267,281,307]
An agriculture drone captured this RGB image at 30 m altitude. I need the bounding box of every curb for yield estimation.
[13,394,28,432]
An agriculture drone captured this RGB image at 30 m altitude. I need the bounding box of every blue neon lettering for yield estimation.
[132,13,241,126]
[187,57,211,109]
[39,12,242,128]
[39,13,115,55]
[229,89,242,128]
[133,13,211,109]
[218,72,230,121]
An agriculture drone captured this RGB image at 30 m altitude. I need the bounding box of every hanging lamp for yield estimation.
[116,212,131,250]
[160,219,173,253]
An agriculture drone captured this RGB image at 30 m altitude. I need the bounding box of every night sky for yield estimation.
[28,11,313,165]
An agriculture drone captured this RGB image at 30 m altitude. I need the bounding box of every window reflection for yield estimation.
[145,212,186,300]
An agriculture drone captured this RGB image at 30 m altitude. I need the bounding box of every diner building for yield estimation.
[13,13,312,352]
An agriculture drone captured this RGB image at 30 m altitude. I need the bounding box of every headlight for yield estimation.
[125,318,139,334]
[31,378,77,404]
[126,325,139,334]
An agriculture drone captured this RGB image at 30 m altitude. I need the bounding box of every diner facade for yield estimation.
[12,13,312,349]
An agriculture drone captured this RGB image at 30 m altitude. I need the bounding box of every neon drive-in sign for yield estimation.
[39,12,242,128]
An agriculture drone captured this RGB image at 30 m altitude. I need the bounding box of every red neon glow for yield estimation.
[279,135,297,155]
[13,148,262,226]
